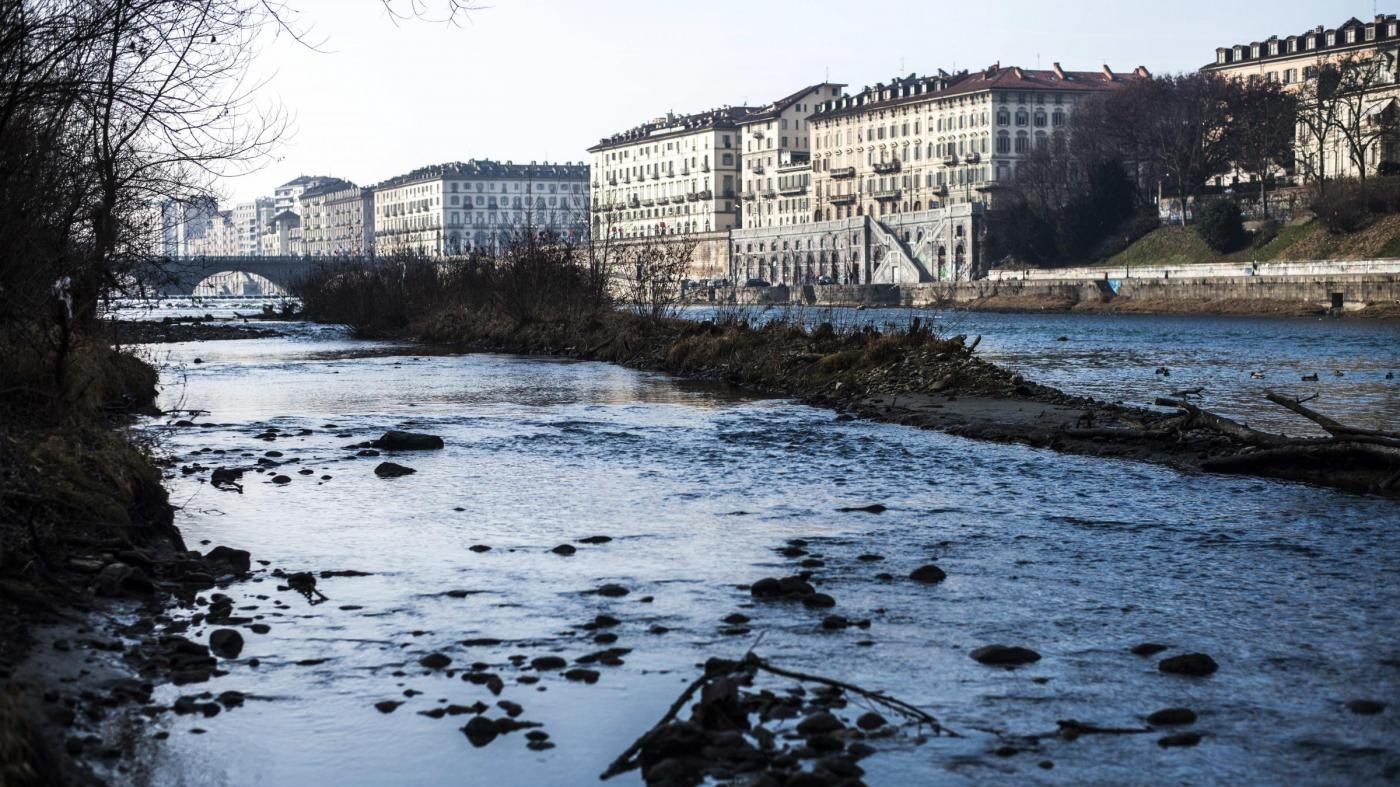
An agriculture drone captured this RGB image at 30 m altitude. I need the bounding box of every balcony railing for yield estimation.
[641,199,655,207]
[872,160,900,174]
[941,154,958,166]
[752,164,765,174]
[829,193,857,205]
[778,184,806,196]
[695,189,713,200]
[686,192,700,202]
[873,189,901,201]
[829,166,856,179]
[741,191,756,200]
[670,194,686,203]
[701,164,711,172]
[964,152,981,164]
[761,189,777,199]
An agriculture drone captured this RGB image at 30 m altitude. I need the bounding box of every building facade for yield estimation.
[587,107,749,242]
[232,198,275,257]
[739,84,845,230]
[274,175,337,216]
[1203,14,1400,182]
[809,64,1145,223]
[299,179,376,257]
[373,159,588,257]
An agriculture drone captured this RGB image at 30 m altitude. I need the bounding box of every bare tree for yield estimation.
[622,233,698,321]
[1329,52,1400,193]
[1227,77,1298,218]
[1294,57,1345,193]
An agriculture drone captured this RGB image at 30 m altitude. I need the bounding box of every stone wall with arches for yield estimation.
[728,202,984,286]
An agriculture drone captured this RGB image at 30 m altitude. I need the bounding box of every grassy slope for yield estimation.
[1102,215,1400,269]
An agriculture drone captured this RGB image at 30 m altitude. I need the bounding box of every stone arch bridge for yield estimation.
[152,256,369,297]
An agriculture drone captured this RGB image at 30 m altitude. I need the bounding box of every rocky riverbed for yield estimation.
[13,315,1394,786]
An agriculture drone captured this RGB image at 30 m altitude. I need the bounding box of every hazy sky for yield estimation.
[222,0,1362,203]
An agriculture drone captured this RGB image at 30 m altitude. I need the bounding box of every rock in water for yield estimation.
[1130,642,1169,657]
[551,544,577,556]
[909,565,947,583]
[1347,699,1386,715]
[419,652,452,670]
[796,711,844,735]
[374,700,403,714]
[208,629,244,659]
[970,645,1041,666]
[374,462,416,478]
[1157,653,1218,677]
[373,431,444,450]
[462,716,498,747]
[1146,707,1197,725]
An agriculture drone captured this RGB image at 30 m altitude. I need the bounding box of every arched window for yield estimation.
[1035,131,1048,150]
[1033,111,1047,127]
[997,109,1010,126]
[1014,132,1029,153]
[1052,110,1065,127]
[996,132,1011,154]
[1015,110,1029,126]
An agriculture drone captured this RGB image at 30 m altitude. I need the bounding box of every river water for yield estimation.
[121,300,1398,786]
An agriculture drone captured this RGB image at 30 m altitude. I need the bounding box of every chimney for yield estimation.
[1102,64,1115,80]
[1052,62,1066,80]
[1135,65,1151,78]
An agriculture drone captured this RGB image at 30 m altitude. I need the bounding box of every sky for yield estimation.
[221,0,1368,203]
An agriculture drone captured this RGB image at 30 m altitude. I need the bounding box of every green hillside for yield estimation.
[1100,216,1400,269]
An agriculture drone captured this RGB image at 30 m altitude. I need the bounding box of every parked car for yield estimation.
[743,278,771,288]
[816,275,833,285]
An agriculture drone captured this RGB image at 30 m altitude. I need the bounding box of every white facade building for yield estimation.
[587,107,751,242]
[373,160,588,257]
[274,175,337,217]
[738,83,845,229]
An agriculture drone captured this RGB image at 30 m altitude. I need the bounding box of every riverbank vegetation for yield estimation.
[293,240,1400,497]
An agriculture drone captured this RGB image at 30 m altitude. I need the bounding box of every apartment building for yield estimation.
[587,107,749,241]
[809,64,1146,222]
[373,159,588,256]
[260,211,302,256]
[186,210,239,257]
[232,198,275,256]
[274,175,337,216]
[739,83,845,230]
[1203,13,1400,181]
[300,179,376,257]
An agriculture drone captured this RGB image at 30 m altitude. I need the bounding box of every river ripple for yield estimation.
[113,314,1400,787]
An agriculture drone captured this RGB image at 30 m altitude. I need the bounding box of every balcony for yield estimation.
[629,196,641,207]
[670,194,686,203]
[741,191,756,201]
[650,171,660,180]
[942,154,958,166]
[752,163,765,175]
[872,160,900,174]
[686,192,700,202]
[666,169,676,178]
[701,164,711,172]
[641,199,655,207]
[829,193,857,205]
[964,152,981,164]
[873,189,901,201]
[829,166,856,179]
[695,189,713,200]
[762,189,777,199]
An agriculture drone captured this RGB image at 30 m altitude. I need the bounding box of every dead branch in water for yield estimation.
[600,652,956,782]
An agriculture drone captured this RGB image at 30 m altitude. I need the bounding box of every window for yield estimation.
[996,132,1010,154]
[1014,132,1028,153]
[1052,110,1065,127]
[1015,110,1029,126]
[997,109,1010,126]
[1033,111,1047,127]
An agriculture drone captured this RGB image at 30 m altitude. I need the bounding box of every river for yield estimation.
[117,300,1398,786]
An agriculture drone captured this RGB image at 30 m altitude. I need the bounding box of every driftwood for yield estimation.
[1156,392,1400,494]
[600,652,955,781]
